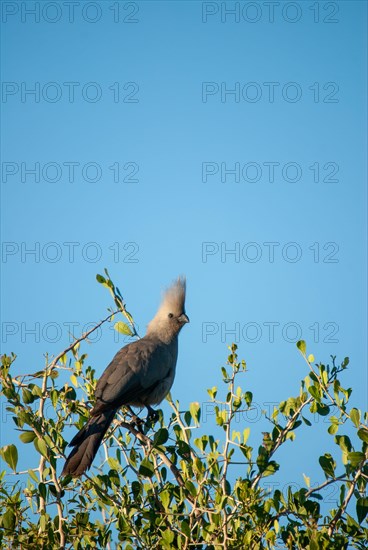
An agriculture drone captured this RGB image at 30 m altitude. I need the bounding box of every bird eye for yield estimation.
[168,313,174,318]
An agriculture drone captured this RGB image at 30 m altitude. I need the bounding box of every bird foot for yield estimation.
[146,406,159,424]
[125,405,144,430]
[131,414,144,426]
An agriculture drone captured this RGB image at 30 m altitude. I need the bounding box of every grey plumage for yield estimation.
[62,277,189,477]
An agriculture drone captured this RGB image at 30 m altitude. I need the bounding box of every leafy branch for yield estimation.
[0,274,367,548]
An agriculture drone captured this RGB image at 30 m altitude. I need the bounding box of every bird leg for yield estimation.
[145,405,159,423]
[126,405,144,431]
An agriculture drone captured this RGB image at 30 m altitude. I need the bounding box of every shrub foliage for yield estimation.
[1,273,367,549]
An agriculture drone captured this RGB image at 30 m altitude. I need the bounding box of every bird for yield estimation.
[61,276,189,477]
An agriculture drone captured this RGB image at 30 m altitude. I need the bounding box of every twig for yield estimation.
[37,365,49,520]
[251,396,313,490]
[305,474,346,498]
[301,354,367,431]
[118,420,186,488]
[48,310,120,371]
[328,457,367,537]
[51,467,66,549]
[221,369,236,547]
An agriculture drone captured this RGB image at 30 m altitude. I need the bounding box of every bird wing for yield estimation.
[91,337,174,414]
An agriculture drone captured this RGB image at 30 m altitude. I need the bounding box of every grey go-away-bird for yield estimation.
[62,277,189,477]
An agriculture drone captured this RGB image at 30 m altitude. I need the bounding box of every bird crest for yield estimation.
[147,276,187,335]
[159,276,186,315]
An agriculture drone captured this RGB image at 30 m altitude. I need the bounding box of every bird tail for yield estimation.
[61,409,117,477]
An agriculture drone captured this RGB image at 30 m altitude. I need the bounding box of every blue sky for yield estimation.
[1,0,367,503]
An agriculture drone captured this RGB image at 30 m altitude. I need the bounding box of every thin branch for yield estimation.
[305,474,346,498]
[117,420,186,488]
[328,458,367,537]
[167,396,198,462]
[221,368,236,547]
[50,466,66,549]
[48,310,120,371]
[37,364,49,519]
[251,396,313,490]
[301,354,367,431]
[12,310,120,382]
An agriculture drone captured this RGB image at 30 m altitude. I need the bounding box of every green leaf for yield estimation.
[297,340,306,355]
[181,519,191,538]
[243,427,250,444]
[357,428,368,444]
[29,469,39,483]
[160,489,170,510]
[38,482,47,500]
[96,274,106,284]
[328,423,338,435]
[319,453,336,478]
[39,512,47,531]
[0,444,18,471]
[22,388,34,404]
[347,452,365,467]
[308,386,321,402]
[2,509,15,531]
[19,431,36,444]
[216,408,227,427]
[34,438,48,458]
[335,435,352,453]
[139,458,154,478]
[356,497,368,523]
[70,374,78,388]
[262,461,279,477]
[341,357,349,368]
[131,480,141,500]
[231,431,241,444]
[350,408,361,428]
[30,384,43,398]
[162,529,174,545]
[50,389,58,408]
[221,367,229,380]
[243,391,252,407]
[114,321,133,336]
[207,386,217,400]
[153,428,169,446]
[321,370,328,386]
[189,402,201,424]
[316,403,330,416]
[185,480,197,497]
[107,457,121,471]
[303,473,310,488]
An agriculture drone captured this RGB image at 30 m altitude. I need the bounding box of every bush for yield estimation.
[1,273,367,549]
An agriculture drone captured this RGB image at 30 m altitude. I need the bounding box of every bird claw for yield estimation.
[146,406,159,424]
[129,414,144,431]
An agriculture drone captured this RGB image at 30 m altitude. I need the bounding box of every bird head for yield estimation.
[147,276,189,340]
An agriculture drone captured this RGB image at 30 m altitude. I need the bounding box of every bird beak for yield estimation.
[179,313,190,324]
